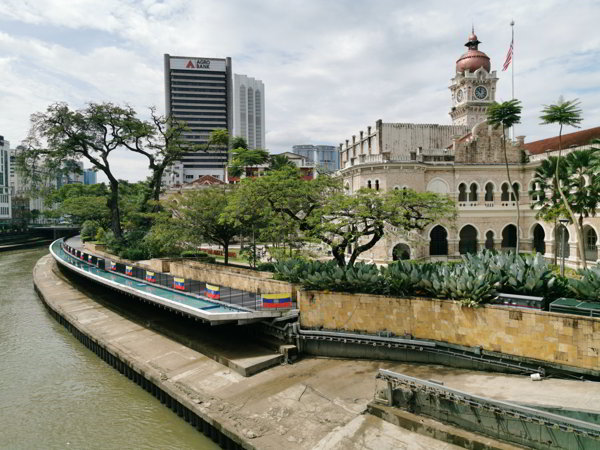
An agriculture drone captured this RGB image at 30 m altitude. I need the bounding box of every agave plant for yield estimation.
[568,266,600,301]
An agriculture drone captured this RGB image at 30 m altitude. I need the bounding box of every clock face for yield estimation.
[474,85,488,100]
[456,89,464,102]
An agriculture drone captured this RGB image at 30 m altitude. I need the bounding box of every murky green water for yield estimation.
[0,247,217,450]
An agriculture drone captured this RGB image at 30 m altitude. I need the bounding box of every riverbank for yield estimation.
[34,253,600,449]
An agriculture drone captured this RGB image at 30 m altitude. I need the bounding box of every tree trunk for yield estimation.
[331,245,347,268]
[107,179,122,239]
[223,242,229,265]
[555,125,587,269]
[502,125,520,252]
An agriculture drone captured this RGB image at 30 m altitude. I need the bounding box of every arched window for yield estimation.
[501,183,510,201]
[512,183,520,201]
[469,183,478,202]
[458,183,467,202]
[533,224,545,255]
[375,179,380,191]
[429,226,448,256]
[502,225,517,250]
[485,182,494,202]
[392,243,411,261]
[556,225,570,258]
[585,227,598,261]
[459,225,478,254]
[367,180,372,189]
[485,230,495,250]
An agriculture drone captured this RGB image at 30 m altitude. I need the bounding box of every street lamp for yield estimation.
[559,218,569,276]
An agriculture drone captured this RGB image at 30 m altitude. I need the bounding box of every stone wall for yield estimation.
[170,260,297,297]
[298,290,600,372]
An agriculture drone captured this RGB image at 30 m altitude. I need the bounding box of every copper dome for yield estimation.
[456,50,491,73]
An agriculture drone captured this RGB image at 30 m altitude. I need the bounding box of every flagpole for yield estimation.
[511,19,515,141]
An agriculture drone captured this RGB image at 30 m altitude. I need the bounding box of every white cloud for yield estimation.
[0,0,599,183]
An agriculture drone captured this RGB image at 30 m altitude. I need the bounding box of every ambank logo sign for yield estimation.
[186,59,211,69]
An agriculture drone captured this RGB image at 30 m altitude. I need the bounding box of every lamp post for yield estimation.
[559,218,569,276]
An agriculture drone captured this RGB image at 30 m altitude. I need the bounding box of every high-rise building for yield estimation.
[233,74,265,149]
[163,54,232,184]
[292,144,339,172]
[84,169,97,185]
[0,136,12,219]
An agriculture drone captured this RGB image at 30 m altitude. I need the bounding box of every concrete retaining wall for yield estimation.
[170,260,297,298]
[298,291,600,372]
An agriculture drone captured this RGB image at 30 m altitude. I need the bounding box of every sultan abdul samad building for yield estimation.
[337,29,600,266]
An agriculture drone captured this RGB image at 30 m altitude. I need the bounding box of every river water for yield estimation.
[0,247,217,449]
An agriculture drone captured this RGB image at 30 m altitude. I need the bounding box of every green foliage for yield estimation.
[180,250,216,263]
[487,99,522,130]
[269,154,296,171]
[256,262,276,272]
[540,98,583,131]
[274,250,562,306]
[568,266,600,301]
[80,220,101,242]
[95,228,106,243]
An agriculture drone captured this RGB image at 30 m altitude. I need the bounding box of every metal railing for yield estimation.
[60,241,286,311]
[377,369,600,440]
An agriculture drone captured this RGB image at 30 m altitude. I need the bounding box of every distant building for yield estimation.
[56,161,84,188]
[292,144,339,172]
[0,136,11,219]
[84,169,97,185]
[227,152,315,183]
[233,74,265,149]
[163,54,233,185]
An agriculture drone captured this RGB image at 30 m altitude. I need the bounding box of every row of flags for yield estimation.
[106,260,292,308]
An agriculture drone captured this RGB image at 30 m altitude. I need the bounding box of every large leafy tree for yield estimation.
[229,166,456,267]
[167,187,241,265]
[487,99,523,251]
[227,142,270,179]
[269,154,296,171]
[540,98,587,266]
[18,102,151,238]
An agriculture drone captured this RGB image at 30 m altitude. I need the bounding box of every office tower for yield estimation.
[233,74,265,149]
[292,144,339,172]
[163,54,232,184]
[84,169,97,185]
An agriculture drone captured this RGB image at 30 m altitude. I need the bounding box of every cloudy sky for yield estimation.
[1,0,599,182]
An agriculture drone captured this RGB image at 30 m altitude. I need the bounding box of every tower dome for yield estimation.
[456,29,490,73]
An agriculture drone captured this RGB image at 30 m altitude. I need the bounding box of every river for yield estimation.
[0,247,217,449]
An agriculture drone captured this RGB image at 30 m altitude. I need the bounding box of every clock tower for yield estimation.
[449,28,498,127]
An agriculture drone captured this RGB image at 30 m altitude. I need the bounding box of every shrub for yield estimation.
[181,250,209,258]
[95,228,106,244]
[120,246,150,261]
[568,266,600,301]
[80,220,100,242]
[256,262,276,272]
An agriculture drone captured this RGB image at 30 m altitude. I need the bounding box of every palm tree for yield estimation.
[540,98,585,266]
[565,148,600,264]
[487,99,523,252]
[529,156,568,264]
[269,154,296,171]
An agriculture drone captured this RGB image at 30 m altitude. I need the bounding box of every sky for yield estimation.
[1,0,599,183]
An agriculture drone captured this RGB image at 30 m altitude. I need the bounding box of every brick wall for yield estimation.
[298,290,600,371]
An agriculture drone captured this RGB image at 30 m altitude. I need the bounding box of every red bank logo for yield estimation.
[185,59,211,69]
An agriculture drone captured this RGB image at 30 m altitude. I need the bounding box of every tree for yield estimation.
[487,99,523,251]
[121,109,230,208]
[168,187,240,265]
[540,98,586,266]
[228,144,270,179]
[18,102,152,238]
[529,156,569,264]
[269,154,296,171]
[230,166,456,267]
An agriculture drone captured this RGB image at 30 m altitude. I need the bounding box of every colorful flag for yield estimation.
[87,254,93,262]
[205,284,220,300]
[146,271,156,283]
[174,277,185,291]
[125,265,133,276]
[502,40,513,71]
[262,293,293,309]
[109,261,116,271]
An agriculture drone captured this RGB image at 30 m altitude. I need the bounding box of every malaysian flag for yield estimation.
[503,40,513,71]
